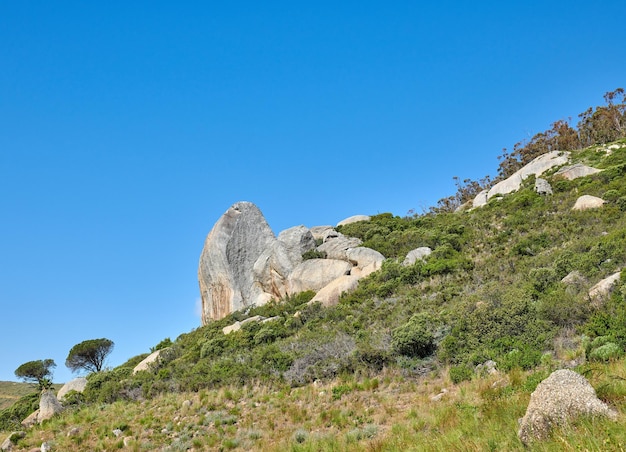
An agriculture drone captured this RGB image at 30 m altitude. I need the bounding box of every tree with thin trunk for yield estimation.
[65,338,114,373]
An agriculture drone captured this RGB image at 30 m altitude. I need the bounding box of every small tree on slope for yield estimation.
[14,359,56,389]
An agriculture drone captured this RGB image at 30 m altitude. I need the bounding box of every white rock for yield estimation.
[472,189,489,208]
[38,390,63,423]
[572,195,605,211]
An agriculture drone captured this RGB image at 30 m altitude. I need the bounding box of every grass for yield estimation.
[3,358,626,451]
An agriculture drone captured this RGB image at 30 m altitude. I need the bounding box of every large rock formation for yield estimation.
[198,202,277,324]
[198,202,387,322]
[518,369,616,444]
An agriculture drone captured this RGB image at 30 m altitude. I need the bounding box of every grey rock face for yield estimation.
[554,163,601,180]
[534,178,553,195]
[309,226,335,241]
[57,377,87,401]
[252,225,318,301]
[472,189,489,208]
[518,369,616,444]
[277,226,316,263]
[316,233,362,261]
[38,390,64,423]
[198,202,276,323]
[403,247,432,266]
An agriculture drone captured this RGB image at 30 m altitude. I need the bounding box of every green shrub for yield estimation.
[449,365,473,384]
[588,342,624,362]
[392,314,435,358]
[302,249,327,260]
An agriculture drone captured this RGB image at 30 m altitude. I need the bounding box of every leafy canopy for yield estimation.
[66,338,114,373]
[14,359,56,389]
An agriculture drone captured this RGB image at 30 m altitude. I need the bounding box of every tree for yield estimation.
[14,359,56,389]
[65,338,114,373]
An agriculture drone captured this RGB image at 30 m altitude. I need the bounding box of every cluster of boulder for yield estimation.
[467,150,605,211]
[197,202,388,323]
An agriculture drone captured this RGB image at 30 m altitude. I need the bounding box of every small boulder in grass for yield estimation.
[518,369,617,445]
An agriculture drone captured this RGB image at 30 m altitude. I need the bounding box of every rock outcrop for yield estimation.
[472,151,569,207]
[56,377,87,400]
[487,151,569,199]
[588,271,621,305]
[554,163,601,180]
[534,178,553,195]
[572,195,605,211]
[199,202,387,321]
[316,233,362,261]
[518,369,616,444]
[198,202,277,324]
[403,247,432,266]
[38,390,64,423]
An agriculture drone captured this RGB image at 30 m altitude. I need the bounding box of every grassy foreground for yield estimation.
[4,358,626,451]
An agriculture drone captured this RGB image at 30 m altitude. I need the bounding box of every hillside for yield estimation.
[2,92,626,450]
[0,382,36,411]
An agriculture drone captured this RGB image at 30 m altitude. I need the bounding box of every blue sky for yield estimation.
[1,1,624,383]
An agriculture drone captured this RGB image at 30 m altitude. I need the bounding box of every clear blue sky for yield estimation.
[1,1,624,383]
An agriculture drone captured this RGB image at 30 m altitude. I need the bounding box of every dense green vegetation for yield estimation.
[53,136,626,410]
